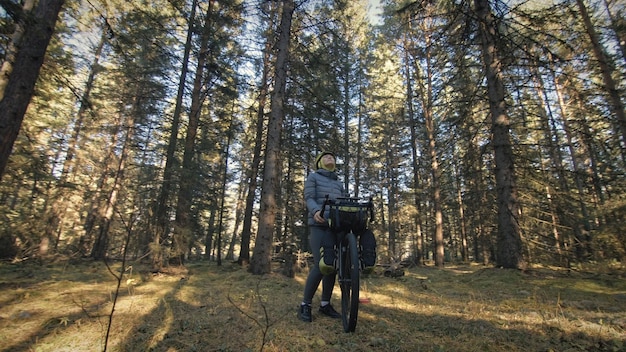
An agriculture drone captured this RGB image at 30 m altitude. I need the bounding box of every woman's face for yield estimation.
[321,154,335,168]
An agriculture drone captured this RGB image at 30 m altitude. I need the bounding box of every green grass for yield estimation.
[0,260,624,351]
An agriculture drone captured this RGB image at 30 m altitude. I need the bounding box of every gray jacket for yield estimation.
[304,169,347,227]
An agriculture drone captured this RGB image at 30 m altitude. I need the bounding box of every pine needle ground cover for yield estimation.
[0,261,624,351]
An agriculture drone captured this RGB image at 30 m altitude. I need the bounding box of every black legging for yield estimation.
[302,226,336,305]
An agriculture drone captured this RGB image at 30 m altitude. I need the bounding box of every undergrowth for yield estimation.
[0,260,624,351]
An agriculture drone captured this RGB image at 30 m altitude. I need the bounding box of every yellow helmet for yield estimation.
[315,151,336,171]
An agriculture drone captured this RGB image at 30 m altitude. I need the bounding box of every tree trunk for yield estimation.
[216,112,234,266]
[226,179,247,261]
[91,111,134,259]
[455,159,469,262]
[411,20,444,267]
[343,59,350,193]
[553,74,592,262]
[249,0,295,275]
[354,74,363,198]
[386,146,398,260]
[82,116,123,255]
[404,37,424,266]
[0,0,65,179]
[60,21,106,180]
[43,22,107,255]
[153,0,197,268]
[576,0,626,162]
[173,0,213,265]
[204,206,217,261]
[475,0,524,269]
[424,86,444,268]
[0,0,36,96]
[238,0,278,266]
[602,0,626,68]
[531,61,567,258]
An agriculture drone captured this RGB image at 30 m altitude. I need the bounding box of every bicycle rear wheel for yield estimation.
[340,232,360,332]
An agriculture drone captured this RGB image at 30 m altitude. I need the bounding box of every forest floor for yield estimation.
[0,258,624,352]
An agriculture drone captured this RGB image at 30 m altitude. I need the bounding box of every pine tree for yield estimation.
[250,0,295,275]
[0,0,65,179]
[474,0,524,269]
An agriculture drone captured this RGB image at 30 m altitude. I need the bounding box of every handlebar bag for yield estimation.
[328,203,370,235]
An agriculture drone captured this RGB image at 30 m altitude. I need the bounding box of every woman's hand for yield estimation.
[314,210,326,223]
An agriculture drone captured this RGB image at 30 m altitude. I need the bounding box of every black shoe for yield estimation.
[319,304,341,319]
[299,304,312,322]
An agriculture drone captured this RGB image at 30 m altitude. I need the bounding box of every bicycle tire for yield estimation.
[340,232,360,332]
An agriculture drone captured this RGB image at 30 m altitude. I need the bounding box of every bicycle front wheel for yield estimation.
[340,232,360,332]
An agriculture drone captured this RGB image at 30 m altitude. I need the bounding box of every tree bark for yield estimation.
[475,0,524,269]
[0,0,65,180]
[249,0,295,275]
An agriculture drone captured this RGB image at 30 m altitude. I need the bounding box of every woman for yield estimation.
[298,151,344,322]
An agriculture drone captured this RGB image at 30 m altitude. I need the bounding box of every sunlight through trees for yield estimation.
[0,0,624,270]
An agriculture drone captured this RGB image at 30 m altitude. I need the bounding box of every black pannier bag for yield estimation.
[327,201,372,235]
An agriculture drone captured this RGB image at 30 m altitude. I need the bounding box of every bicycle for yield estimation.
[320,195,374,333]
